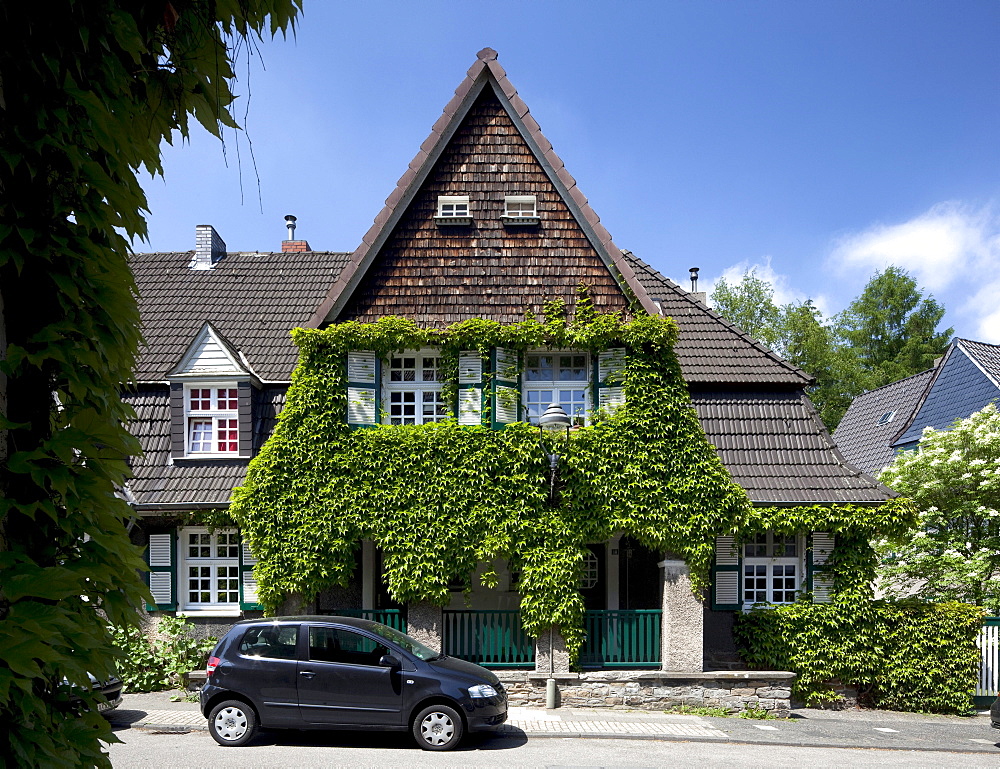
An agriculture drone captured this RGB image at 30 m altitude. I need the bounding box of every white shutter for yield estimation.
[347,387,377,424]
[458,388,482,425]
[149,572,173,605]
[598,348,627,385]
[347,351,377,384]
[494,385,519,423]
[242,572,260,605]
[813,574,834,604]
[598,387,625,414]
[494,348,518,382]
[148,534,173,567]
[811,532,835,604]
[458,351,483,383]
[714,536,739,566]
[715,571,740,606]
[812,532,834,566]
[712,535,741,610]
[241,542,257,566]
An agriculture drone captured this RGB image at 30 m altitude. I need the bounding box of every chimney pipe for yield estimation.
[689,267,700,293]
[281,215,311,252]
[284,214,297,240]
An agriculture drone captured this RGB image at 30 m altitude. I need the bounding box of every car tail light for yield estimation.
[206,656,221,676]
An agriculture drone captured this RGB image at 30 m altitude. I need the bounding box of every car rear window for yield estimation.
[239,625,298,659]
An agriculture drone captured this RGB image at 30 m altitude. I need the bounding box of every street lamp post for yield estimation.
[538,402,572,501]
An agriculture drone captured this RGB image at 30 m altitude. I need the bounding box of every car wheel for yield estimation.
[208,700,258,747]
[412,703,464,751]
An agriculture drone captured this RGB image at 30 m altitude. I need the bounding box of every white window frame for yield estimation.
[435,195,471,223]
[383,348,449,425]
[179,527,241,615]
[503,195,538,220]
[522,350,591,426]
[184,382,240,457]
[741,532,803,608]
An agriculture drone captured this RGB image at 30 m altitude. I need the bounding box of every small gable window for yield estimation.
[502,195,540,224]
[435,195,471,224]
[877,410,896,425]
[186,386,239,454]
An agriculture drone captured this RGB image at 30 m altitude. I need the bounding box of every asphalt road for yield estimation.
[107,728,999,768]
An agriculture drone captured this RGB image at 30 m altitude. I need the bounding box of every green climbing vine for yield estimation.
[231,299,914,659]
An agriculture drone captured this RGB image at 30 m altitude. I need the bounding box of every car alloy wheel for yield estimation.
[208,700,258,747]
[413,704,463,751]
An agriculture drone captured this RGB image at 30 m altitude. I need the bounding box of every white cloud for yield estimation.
[708,256,831,316]
[827,202,1000,343]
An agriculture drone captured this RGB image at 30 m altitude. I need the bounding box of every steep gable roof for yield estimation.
[624,253,812,386]
[831,368,935,476]
[309,48,658,328]
[132,250,350,382]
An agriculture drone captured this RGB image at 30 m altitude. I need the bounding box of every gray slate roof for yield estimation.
[624,254,811,386]
[831,370,934,476]
[132,250,351,382]
[693,390,892,503]
[124,385,285,507]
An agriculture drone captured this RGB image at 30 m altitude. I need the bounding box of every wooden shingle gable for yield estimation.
[308,48,659,327]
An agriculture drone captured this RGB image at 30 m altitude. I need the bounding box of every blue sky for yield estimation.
[142,1,1000,342]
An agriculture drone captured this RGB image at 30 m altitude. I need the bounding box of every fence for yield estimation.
[976,617,999,706]
[579,609,662,668]
[442,610,535,667]
[316,608,407,633]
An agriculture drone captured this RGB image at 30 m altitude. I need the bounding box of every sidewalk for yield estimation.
[107,690,1000,754]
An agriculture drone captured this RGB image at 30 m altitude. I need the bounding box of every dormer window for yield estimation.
[435,195,472,225]
[877,411,896,426]
[502,195,540,224]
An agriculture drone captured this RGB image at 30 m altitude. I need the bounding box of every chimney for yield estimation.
[193,225,226,269]
[282,214,310,253]
[688,266,707,305]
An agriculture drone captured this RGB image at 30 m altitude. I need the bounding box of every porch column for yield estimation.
[406,600,443,652]
[361,540,375,610]
[658,559,703,672]
[534,626,570,673]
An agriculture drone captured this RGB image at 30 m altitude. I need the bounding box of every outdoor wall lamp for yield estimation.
[538,402,572,501]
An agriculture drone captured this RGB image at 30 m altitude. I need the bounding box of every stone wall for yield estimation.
[495,670,795,716]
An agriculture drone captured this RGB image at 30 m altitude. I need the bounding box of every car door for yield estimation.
[296,625,403,726]
[224,624,301,726]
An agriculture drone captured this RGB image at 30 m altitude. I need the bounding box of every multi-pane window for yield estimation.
[186,386,239,454]
[742,533,801,606]
[436,195,470,219]
[385,350,449,425]
[181,529,240,609]
[523,352,590,426]
[504,195,537,218]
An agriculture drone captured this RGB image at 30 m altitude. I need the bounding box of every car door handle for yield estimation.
[299,671,316,679]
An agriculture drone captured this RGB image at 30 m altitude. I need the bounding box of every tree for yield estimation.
[710,270,784,351]
[835,266,953,389]
[876,404,1000,613]
[782,300,866,429]
[0,3,300,766]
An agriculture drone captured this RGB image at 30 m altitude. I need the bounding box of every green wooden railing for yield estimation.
[442,610,535,668]
[580,609,661,668]
[317,608,407,633]
[975,616,1000,707]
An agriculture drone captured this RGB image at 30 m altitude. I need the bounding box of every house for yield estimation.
[126,49,896,709]
[834,337,1000,476]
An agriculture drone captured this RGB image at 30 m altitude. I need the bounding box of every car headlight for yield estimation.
[468,684,498,698]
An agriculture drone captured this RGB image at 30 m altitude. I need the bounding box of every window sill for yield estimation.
[501,215,540,225]
[177,454,249,461]
[177,608,243,617]
[434,216,473,225]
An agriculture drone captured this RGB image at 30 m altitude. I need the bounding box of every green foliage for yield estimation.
[232,307,915,659]
[738,706,777,719]
[709,270,784,350]
[734,597,983,714]
[877,404,1000,613]
[0,2,300,766]
[665,705,732,717]
[836,266,953,389]
[110,616,216,693]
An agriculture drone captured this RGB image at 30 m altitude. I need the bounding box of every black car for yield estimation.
[63,672,123,714]
[991,695,999,731]
[200,616,507,750]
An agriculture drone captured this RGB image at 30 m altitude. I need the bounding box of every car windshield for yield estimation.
[368,623,442,661]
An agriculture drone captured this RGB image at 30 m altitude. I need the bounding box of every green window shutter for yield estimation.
[239,540,263,611]
[597,348,627,416]
[347,351,380,427]
[146,531,176,611]
[808,532,835,603]
[457,351,484,426]
[492,347,520,428]
[711,535,741,611]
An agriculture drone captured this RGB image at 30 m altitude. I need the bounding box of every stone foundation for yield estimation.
[496,670,795,716]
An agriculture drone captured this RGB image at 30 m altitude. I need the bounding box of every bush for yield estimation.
[733,597,982,714]
[111,615,217,692]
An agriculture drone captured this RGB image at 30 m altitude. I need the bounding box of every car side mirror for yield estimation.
[379,654,401,668]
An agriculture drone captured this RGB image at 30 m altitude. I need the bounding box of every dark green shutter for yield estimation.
[491,347,520,428]
[239,540,263,611]
[458,351,484,425]
[347,351,380,428]
[711,535,741,611]
[808,532,835,603]
[146,531,176,611]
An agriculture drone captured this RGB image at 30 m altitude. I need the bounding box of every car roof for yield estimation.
[230,615,380,630]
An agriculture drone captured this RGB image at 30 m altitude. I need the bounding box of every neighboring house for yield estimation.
[834,338,1000,477]
[126,49,892,677]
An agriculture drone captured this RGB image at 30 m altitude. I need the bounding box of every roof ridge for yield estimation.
[623,252,812,384]
[853,366,938,398]
[307,49,658,327]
